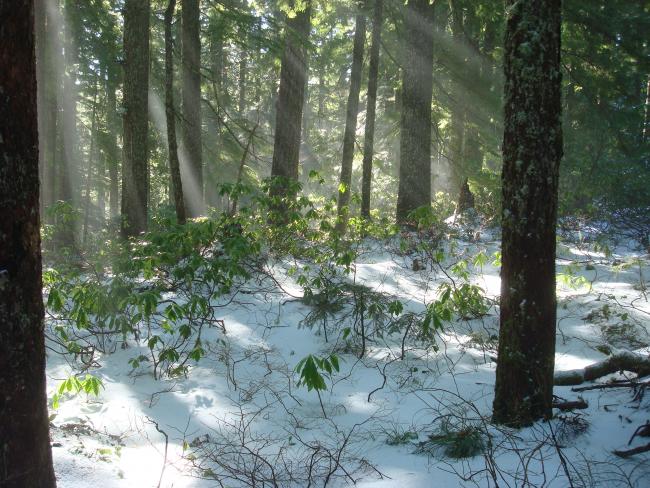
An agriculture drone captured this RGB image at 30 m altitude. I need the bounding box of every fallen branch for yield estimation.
[552,399,588,411]
[613,442,650,458]
[571,380,649,393]
[554,351,650,386]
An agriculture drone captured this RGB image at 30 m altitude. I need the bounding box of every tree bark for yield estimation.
[493,0,562,427]
[82,78,99,246]
[181,0,203,217]
[395,0,434,223]
[336,11,367,233]
[106,70,120,220]
[270,0,311,204]
[121,0,150,237]
[205,13,224,209]
[55,0,81,249]
[360,0,383,220]
[0,2,57,485]
[165,0,187,224]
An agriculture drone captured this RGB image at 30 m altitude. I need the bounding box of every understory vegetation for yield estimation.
[42,183,650,487]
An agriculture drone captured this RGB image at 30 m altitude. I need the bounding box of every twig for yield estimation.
[147,418,169,488]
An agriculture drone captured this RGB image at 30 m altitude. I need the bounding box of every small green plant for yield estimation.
[557,262,589,291]
[52,374,104,409]
[295,353,340,417]
[385,427,419,446]
[295,353,340,392]
[416,419,485,459]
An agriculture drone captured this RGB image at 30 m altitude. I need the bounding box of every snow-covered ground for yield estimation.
[46,226,650,487]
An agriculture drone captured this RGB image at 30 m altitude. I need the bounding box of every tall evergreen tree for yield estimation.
[336,8,367,233]
[360,0,383,219]
[0,1,57,485]
[395,0,435,223]
[121,0,150,237]
[270,0,312,202]
[493,0,562,427]
[182,0,203,216]
[165,0,187,224]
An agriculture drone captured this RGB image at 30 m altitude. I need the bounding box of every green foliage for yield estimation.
[294,353,340,392]
[385,428,419,446]
[52,374,104,409]
[557,262,590,291]
[416,419,485,459]
[45,215,260,379]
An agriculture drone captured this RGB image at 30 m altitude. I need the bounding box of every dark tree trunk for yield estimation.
[35,0,46,216]
[395,0,434,223]
[82,79,99,246]
[0,2,57,486]
[456,177,475,214]
[181,0,203,217]
[270,0,311,198]
[238,41,247,113]
[107,72,120,220]
[205,14,224,209]
[448,0,467,199]
[165,0,187,224]
[336,11,367,233]
[361,0,383,219]
[641,75,650,144]
[121,0,150,237]
[493,0,562,427]
[35,0,59,222]
[55,1,80,249]
[97,153,106,224]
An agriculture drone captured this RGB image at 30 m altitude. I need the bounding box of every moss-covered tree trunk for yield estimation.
[165,0,187,224]
[336,11,367,233]
[493,0,562,427]
[396,0,434,223]
[181,0,203,217]
[270,0,311,202]
[0,2,57,486]
[121,0,150,237]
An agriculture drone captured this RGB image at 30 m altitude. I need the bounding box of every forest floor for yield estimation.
[46,216,650,487]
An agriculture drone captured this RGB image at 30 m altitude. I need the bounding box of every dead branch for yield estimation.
[554,351,650,386]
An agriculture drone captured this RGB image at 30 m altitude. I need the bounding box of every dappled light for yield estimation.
[1,0,649,487]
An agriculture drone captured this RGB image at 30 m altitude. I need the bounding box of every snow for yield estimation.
[46,226,650,487]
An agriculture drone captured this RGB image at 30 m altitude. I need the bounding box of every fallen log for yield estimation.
[554,351,650,386]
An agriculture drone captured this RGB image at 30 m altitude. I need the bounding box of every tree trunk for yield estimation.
[82,79,99,246]
[336,12,367,233]
[121,0,150,237]
[106,65,121,221]
[35,0,59,222]
[181,0,203,217]
[238,27,247,114]
[56,1,81,249]
[165,0,187,224]
[395,0,434,223]
[493,0,562,427]
[270,0,311,203]
[35,0,46,216]
[448,0,467,200]
[641,75,650,144]
[0,2,57,486]
[361,0,383,219]
[205,13,224,209]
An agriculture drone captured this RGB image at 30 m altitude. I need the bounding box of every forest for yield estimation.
[0,0,649,487]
